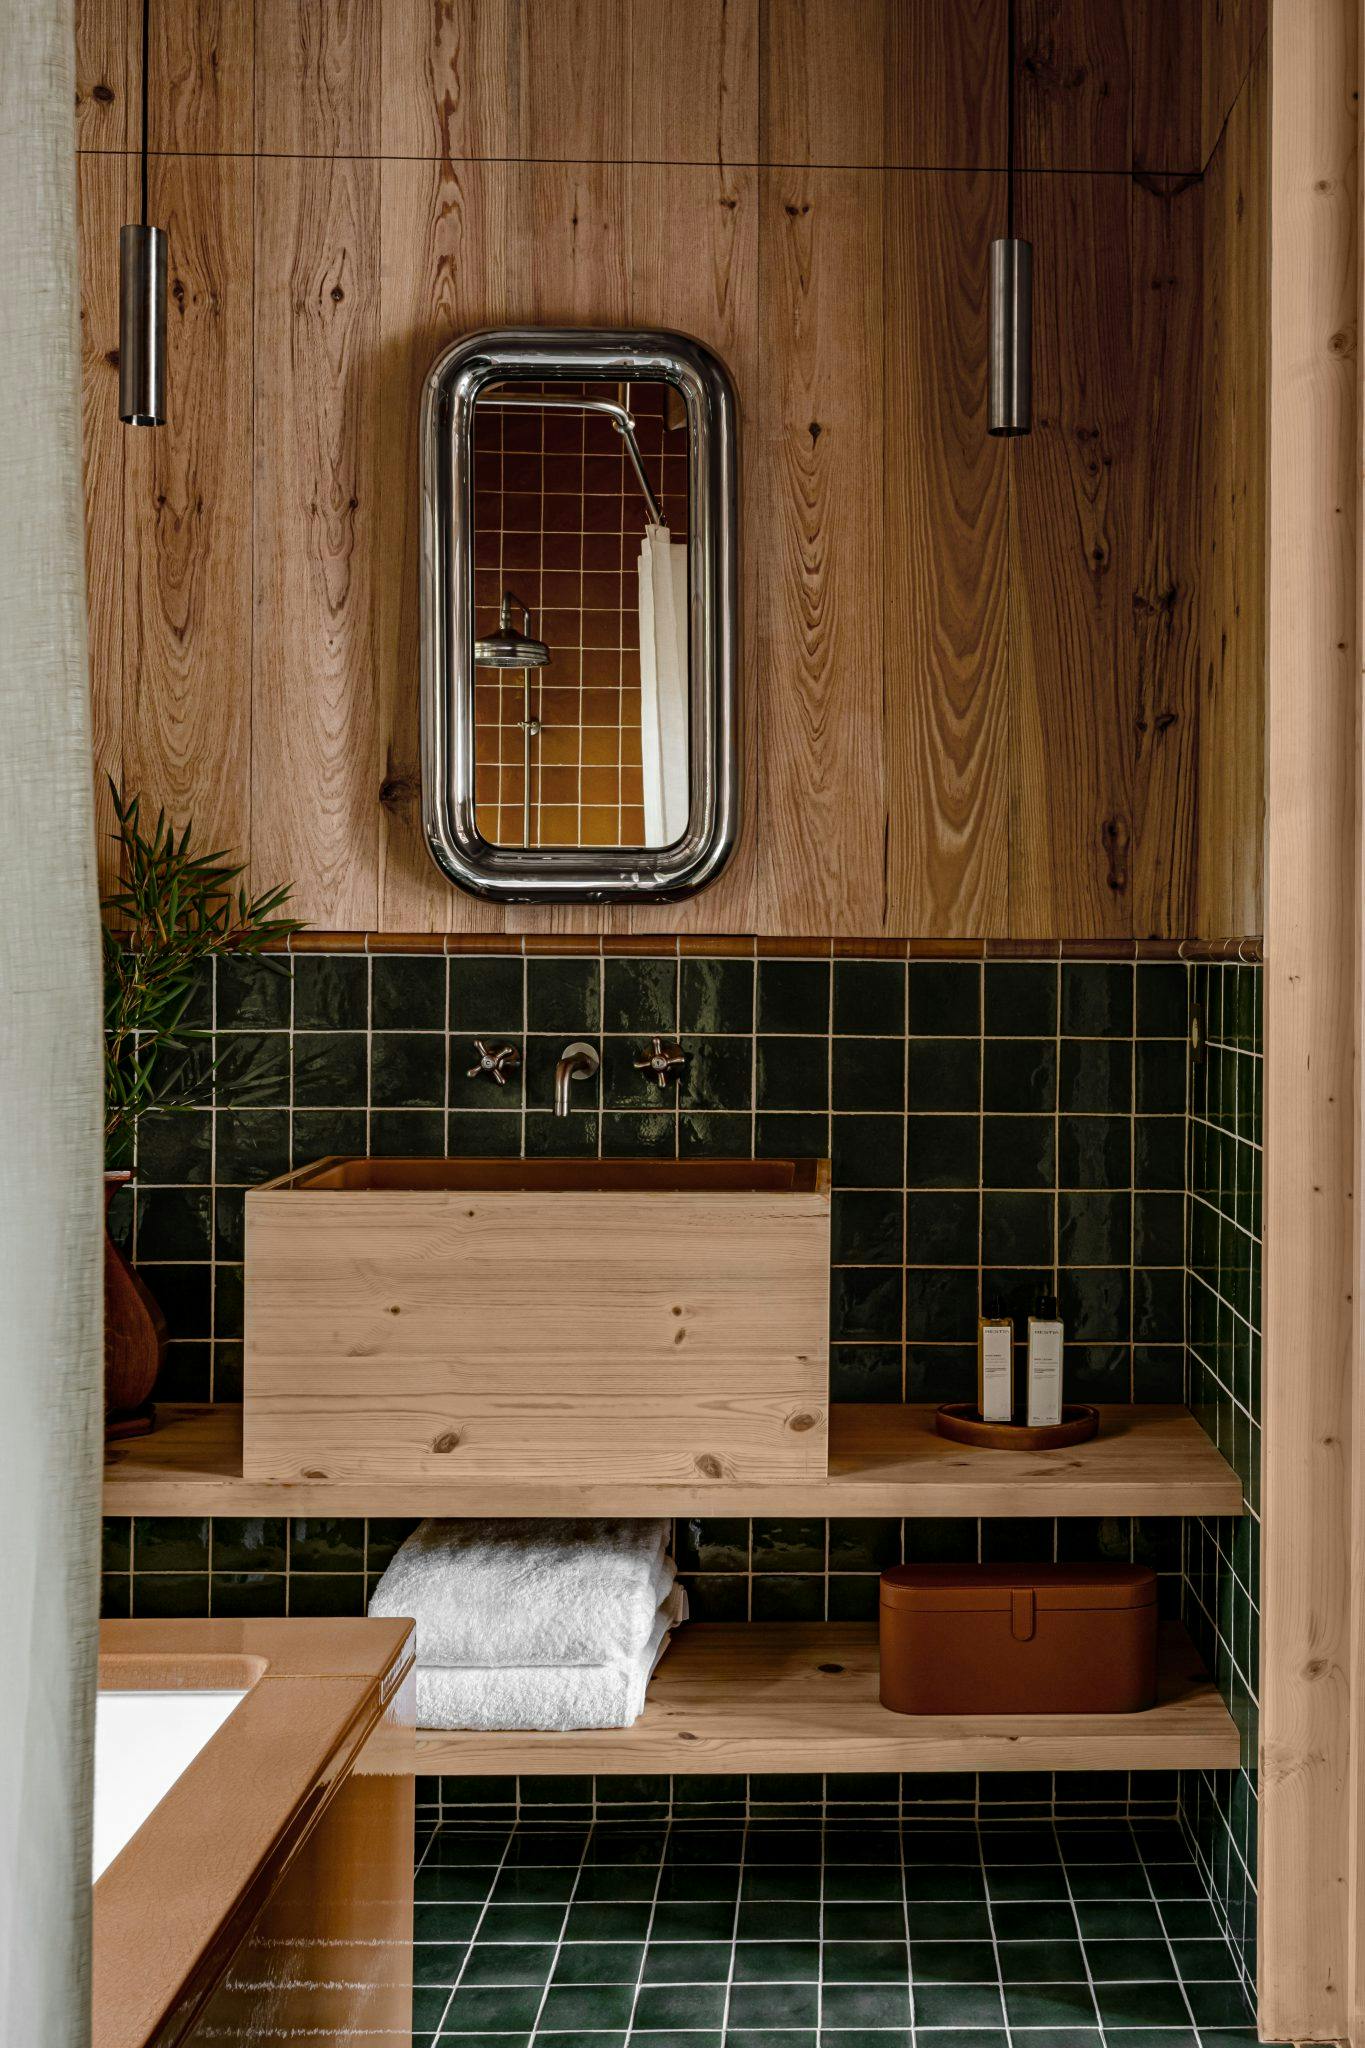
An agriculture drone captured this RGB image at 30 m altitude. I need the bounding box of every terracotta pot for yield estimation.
[104,1170,165,1438]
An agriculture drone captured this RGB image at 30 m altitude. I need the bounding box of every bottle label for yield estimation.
[1027,1322,1063,1426]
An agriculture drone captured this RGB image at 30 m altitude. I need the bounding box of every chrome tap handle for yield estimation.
[467,1040,520,1085]
[633,1037,686,1088]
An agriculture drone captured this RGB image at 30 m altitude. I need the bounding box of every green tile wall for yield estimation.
[1179,962,1262,2003]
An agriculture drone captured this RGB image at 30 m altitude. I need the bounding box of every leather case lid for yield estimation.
[879,1563,1157,1613]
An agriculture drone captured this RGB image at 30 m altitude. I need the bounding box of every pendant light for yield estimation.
[989,0,1032,437]
[119,0,166,426]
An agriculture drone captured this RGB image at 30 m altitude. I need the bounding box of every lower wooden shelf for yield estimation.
[414,1620,1239,1775]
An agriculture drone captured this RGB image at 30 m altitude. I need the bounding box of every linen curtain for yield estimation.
[0,3,104,2043]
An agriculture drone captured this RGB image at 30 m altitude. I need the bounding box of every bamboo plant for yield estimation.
[102,783,302,1171]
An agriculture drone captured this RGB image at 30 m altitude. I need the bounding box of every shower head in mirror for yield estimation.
[474,591,550,669]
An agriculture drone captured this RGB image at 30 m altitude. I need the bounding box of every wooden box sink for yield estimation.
[243,1157,831,1486]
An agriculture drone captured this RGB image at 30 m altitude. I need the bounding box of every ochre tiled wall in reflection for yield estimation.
[472,383,688,848]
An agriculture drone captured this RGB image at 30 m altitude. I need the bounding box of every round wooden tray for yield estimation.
[934,1402,1101,1451]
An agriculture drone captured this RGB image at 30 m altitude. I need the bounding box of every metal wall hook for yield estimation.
[633,1037,687,1088]
[467,1041,520,1085]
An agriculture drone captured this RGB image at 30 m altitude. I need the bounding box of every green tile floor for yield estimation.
[411,1818,1284,2047]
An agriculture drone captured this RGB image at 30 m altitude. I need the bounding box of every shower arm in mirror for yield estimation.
[479,392,665,527]
[420,326,740,905]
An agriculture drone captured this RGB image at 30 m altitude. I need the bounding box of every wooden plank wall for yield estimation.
[76,0,1263,940]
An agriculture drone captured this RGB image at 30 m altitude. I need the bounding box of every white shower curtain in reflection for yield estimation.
[636,525,689,846]
[0,2,103,2043]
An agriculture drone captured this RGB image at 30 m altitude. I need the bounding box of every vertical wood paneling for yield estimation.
[122,155,253,863]
[1131,0,1202,174]
[78,155,130,891]
[886,0,1005,169]
[883,171,1009,936]
[759,0,886,167]
[379,0,516,160]
[254,0,380,156]
[1195,55,1265,938]
[153,0,254,153]
[519,0,631,163]
[253,159,382,926]
[1017,0,1132,172]
[758,168,885,934]
[1128,173,1201,935]
[1009,173,1132,937]
[1201,0,1267,166]
[629,0,759,166]
[627,164,760,935]
[376,158,509,933]
[76,0,131,149]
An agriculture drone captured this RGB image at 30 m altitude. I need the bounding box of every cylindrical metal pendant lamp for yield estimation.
[989,236,1032,437]
[118,224,167,426]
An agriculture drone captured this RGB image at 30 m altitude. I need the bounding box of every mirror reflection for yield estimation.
[471,379,691,851]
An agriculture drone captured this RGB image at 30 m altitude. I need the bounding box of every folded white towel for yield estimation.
[368,1517,675,1669]
[416,1586,688,1731]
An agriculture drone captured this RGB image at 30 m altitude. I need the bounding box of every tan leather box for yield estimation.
[878,1563,1158,1715]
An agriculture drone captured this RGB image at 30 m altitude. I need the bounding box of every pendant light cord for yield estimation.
[1002,0,1015,239]
[139,0,150,226]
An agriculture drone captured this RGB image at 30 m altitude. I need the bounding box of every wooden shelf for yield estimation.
[414,1621,1240,1775]
[105,1403,1244,1518]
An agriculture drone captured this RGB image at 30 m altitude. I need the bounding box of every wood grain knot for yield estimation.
[379,770,420,813]
[671,1305,683,1316]
[787,1411,819,1433]
[387,1303,401,1315]
[93,83,115,103]
[302,1468,328,1480]
[695,1453,724,1478]
[432,1431,461,1454]
[818,1663,844,1675]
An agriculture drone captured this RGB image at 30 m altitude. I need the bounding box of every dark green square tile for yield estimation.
[137,1263,210,1338]
[371,1033,445,1108]
[984,961,1058,1036]
[289,1516,365,1571]
[728,1982,819,2027]
[562,1901,651,1940]
[903,1266,978,1342]
[1059,1038,1132,1114]
[649,1898,736,1941]
[910,1940,997,1982]
[1092,1981,1191,2028]
[102,1518,132,1573]
[440,1985,543,2032]
[216,954,292,1029]
[152,1341,210,1402]
[909,961,980,1036]
[996,1940,1088,1982]
[831,1344,903,1401]
[1135,1116,1185,1189]
[674,1516,749,1573]
[1136,1038,1188,1114]
[135,1188,212,1260]
[759,1112,832,1163]
[448,1109,521,1157]
[413,1941,471,1986]
[212,1516,286,1572]
[639,1940,730,1982]
[632,1983,726,2029]
[682,1573,748,1620]
[1136,962,1189,1036]
[832,1266,902,1341]
[293,953,368,1030]
[1064,1343,1131,1400]
[460,1942,555,1986]
[988,1902,1075,1941]
[292,1109,366,1167]
[287,1572,366,1616]
[758,958,830,1033]
[1058,1190,1130,1266]
[905,1114,980,1189]
[752,1575,824,1622]
[828,1114,898,1185]
[526,957,600,1034]
[1061,962,1133,1037]
[833,1038,904,1112]
[1057,1266,1130,1340]
[1002,1982,1098,2029]
[911,1984,1001,2029]
[1058,1116,1130,1189]
[450,956,524,1035]
[293,1031,368,1107]
[214,1031,290,1108]
[680,1035,752,1111]
[210,1571,288,1617]
[829,1517,902,1572]
[907,1039,980,1113]
[753,1518,824,1572]
[983,1038,1056,1115]
[371,1110,446,1156]
[1134,1190,1184,1264]
[134,1516,209,1571]
[982,1116,1055,1189]
[905,1188,979,1261]
[1134,1264,1184,1341]
[757,1038,828,1112]
[604,1110,677,1157]
[834,959,905,1036]
[832,1189,902,1264]
[132,1572,209,1618]
[136,1108,212,1185]
[981,1190,1052,1265]
[603,957,676,1034]
[680,956,754,1036]
[215,1105,290,1187]
[1084,1939,1176,1981]
[373,956,445,1031]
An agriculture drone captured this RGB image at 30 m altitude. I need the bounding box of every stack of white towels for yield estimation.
[368,1518,686,1732]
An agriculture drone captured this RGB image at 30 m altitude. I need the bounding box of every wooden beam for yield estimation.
[1259,0,1359,2036]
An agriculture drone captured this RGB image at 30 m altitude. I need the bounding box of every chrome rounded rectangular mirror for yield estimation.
[421,328,739,903]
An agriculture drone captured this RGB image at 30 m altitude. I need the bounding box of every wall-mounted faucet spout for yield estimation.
[553,1041,600,1116]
